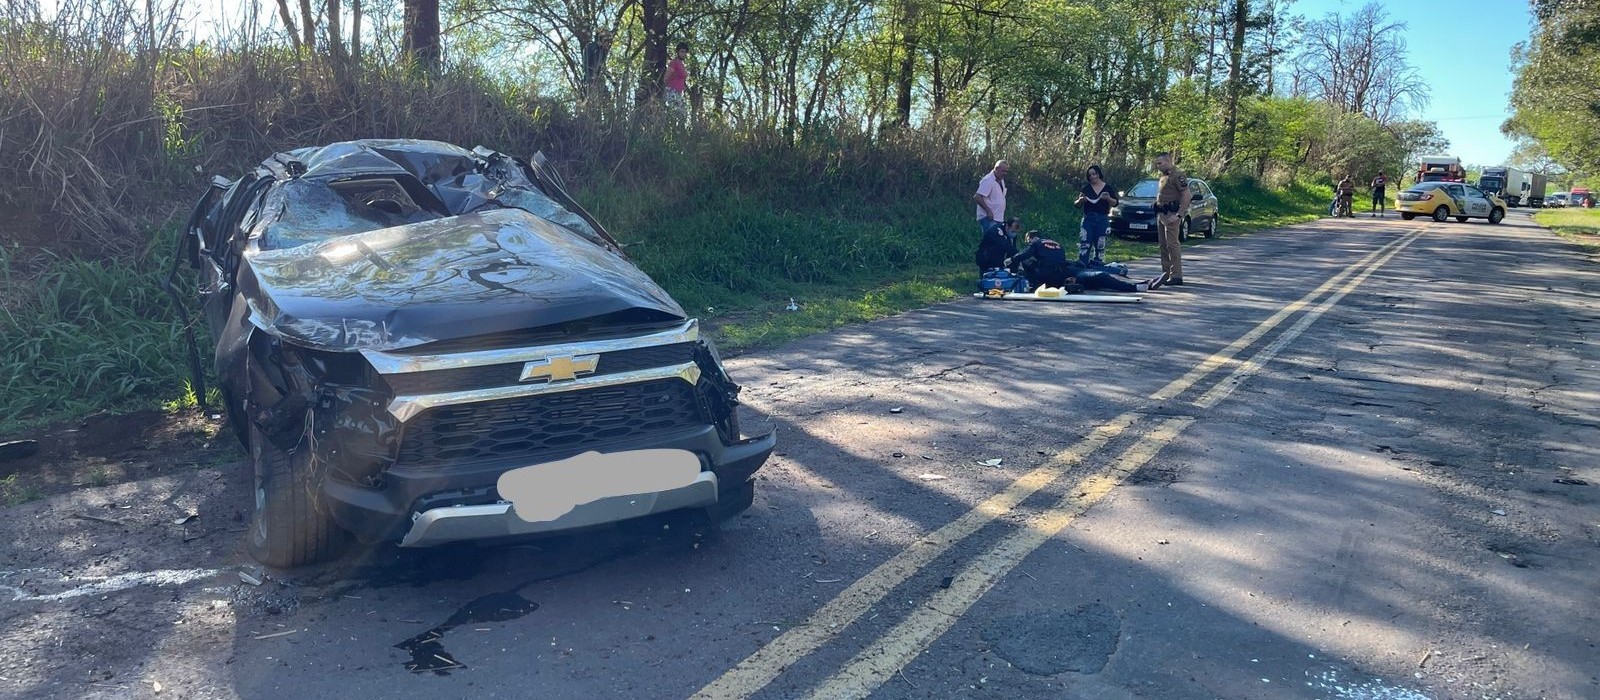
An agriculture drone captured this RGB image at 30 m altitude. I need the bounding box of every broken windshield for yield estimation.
[262,178,444,250]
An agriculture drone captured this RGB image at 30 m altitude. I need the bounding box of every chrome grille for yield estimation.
[392,379,706,470]
[383,343,698,395]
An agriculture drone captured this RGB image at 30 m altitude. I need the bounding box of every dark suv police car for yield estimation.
[173,140,774,566]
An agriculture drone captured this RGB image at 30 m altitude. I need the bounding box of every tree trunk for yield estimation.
[1069,103,1087,161]
[143,0,156,56]
[783,39,800,138]
[714,52,731,114]
[713,0,753,117]
[638,0,669,104]
[1262,0,1277,95]
[893,0,918,128]
[802,61,830,130]
[298,0,316,51]
[1107,96,1131,168]
[402,0,442,72]
[351,0,362,63]
[1220,0,1249,169]
[327,0,348,63]
[275,0,301,52]
[1202,2,1219,96]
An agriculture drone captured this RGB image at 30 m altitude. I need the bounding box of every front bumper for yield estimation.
[399,471,722,547]
[1109,214,1159,236]
[324,424,775,544]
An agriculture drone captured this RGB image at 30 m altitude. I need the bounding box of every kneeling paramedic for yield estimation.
[975,217,1021,274]
[1006,230,1071,288]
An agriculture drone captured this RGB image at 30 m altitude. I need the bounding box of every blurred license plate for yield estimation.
[1130,223,1150,230]
[497,449,700,523]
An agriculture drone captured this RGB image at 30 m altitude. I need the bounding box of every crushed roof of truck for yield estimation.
[251,139,620,254]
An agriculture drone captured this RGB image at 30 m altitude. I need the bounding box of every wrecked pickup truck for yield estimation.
[167,139,775,567]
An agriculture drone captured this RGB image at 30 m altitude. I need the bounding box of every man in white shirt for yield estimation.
[972,160,1009,237]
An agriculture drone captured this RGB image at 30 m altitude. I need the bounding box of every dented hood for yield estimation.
[238,208,685,352]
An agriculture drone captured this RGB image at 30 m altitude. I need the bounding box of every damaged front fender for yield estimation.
[693,339,751,443]
[225,324,398,488]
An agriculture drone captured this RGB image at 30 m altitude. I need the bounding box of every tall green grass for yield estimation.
[1,240,199,433]
[1534,207,1600,235]
[1210,177,1331,233]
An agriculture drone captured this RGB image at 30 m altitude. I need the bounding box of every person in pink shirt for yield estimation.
[665,43,689,110]
[972,160,1009,237]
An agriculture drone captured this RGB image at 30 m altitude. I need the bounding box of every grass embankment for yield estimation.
[1534,208,1600,256]
[0,176,1328,437]
[696,177,1329,349]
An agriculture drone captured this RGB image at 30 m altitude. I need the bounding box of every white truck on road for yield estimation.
[1479,166,1547,207]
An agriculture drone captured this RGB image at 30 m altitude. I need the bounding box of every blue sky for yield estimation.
[1285,0,1533,166]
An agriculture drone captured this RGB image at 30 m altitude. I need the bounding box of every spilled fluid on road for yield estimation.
[395,591,539,674]
[385,509,719,674]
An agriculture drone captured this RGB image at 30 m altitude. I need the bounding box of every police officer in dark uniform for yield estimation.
[1154,151,1188,286]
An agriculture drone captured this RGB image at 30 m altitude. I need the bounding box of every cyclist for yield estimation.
[1335,176,1355,217]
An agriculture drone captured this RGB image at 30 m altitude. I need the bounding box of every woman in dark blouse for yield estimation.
[1074,164,1118,266]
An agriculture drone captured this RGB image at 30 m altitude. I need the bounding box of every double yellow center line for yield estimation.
[692,226,1429,700]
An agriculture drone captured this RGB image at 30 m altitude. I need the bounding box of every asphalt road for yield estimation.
[2,210,1597,700]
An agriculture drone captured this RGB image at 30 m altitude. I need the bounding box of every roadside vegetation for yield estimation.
[3,0,1407,435]
[1534,208,1600,256]
[1506,1,1597,196]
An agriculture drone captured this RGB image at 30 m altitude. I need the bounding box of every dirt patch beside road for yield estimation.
[0,457,258,698]
[1,410,238,505]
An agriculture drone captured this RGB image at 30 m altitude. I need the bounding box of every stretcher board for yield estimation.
[973,292,1142,303]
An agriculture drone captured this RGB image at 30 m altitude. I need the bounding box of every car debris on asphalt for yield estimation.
[238,565,266,587]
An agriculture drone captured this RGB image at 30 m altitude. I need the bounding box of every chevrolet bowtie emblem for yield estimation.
[520,354,599,383]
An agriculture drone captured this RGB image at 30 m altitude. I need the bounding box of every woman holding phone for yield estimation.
[1074,164,1117,266]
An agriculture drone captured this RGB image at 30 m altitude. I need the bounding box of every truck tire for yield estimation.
[1432,207,1450,222]
[248,425,347,567]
